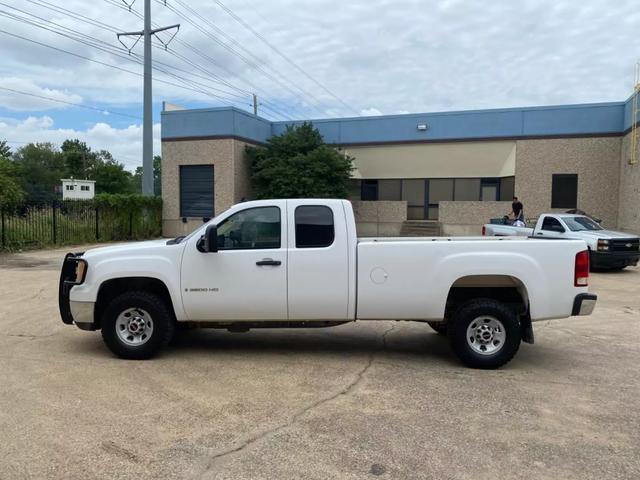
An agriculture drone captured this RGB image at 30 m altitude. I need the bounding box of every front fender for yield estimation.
[69,253,186,320]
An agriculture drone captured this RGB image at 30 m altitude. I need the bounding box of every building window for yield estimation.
[295,205,334,248]
[378,179,402,201]
[427,179,454,220]
[402,179,425,219]
[551,174,578,208]
[348,180,362,201]
[180,165,214,218]
[81,185,90,191]
[454,178,481,201]
[361,180,378,201]
[66,185,74,191]
[480,178,499,201]
[217,206,280,250]
[500,176,515,201]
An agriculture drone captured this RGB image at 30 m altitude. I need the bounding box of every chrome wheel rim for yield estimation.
[115,308,154,346]
[466,316,506,355]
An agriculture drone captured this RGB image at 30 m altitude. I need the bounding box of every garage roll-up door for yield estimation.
[180,165,214,217]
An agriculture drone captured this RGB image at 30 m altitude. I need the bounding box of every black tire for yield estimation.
[448,298,521,369]
[427,321,448,336]
[101,291,175,360]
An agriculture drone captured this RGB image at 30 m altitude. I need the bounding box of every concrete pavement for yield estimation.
[0,245,638,479]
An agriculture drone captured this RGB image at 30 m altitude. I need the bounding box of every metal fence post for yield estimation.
[52,203,57,245]
[129,211,133,238]
[95,207,99,241]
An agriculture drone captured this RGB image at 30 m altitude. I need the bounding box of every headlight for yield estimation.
[597,239,609,251]
[74,260,88,283]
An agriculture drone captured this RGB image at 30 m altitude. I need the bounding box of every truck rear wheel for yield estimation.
[449,298,521,369]
[101,291,175,360]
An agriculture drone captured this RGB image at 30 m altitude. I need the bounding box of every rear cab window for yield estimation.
[541,216,564,232]
[295,206,334,248]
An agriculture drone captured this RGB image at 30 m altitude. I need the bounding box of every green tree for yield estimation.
[0,156,24,206]
[61,139,95,179]
[94,156,134,194]
[0,140,11,158]
[131,155,162,196]
[247,122,353,199]
[12,142,65,202]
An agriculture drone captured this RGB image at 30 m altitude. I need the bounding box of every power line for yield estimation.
[102,0,299,119]
[0,10,244,106]
[157,0,329,117]
[0,27,240,105]
[0,86,142,119]
[2,3,249,104]
[209,0,359,115]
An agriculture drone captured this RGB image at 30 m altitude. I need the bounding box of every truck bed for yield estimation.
[356,236,588,322]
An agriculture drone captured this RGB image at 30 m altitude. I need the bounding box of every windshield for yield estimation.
[561,216,602,231]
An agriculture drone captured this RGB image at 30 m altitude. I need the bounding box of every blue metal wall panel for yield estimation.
[161,107,271,142]
[522,104,624,136]
[162,101,628,144]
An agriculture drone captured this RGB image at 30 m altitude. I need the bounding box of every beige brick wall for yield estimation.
[352,201,407,236]
[161,138,237,237]
[515,137,621,229]
[439,201,512,236]
[618,132,640,234]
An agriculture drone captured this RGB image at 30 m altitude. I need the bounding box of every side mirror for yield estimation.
[198,224,218,253]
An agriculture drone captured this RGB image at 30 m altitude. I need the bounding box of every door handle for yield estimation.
[536,232,543,235]
[256,258,281,266]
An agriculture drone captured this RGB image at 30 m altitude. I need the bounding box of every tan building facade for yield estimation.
[161,98,640,237]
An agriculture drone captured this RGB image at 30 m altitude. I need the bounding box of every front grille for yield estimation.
[610,239,640,252]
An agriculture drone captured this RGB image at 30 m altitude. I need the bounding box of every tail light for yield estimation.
[574,250,589,287]
[482,225,486,236]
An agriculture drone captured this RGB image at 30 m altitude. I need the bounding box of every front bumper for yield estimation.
[572,293,597,316]
[590,251,639,269]
[59,252,96,330]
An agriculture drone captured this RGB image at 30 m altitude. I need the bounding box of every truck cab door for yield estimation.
[286,201,350,320]
[536,216,566,238]
[181,202,288,321]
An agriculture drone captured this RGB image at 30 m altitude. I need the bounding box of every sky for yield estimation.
[0,0,639,171]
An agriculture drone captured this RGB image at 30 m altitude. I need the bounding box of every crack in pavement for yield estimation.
[196,323,398,478]
[5,333,56,339]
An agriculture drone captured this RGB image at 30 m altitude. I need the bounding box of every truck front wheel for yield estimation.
[427,321,448,336]
[101,291,175,360]
[449,299,521,369]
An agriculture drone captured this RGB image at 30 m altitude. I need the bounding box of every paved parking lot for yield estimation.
[0,244,639,480]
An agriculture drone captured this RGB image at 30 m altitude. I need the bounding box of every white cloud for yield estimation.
[0,0,638,161]
[360,107,383,116]
[1,116,160,171]
[0,77,83,111]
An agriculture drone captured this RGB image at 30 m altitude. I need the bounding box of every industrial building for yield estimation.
[161,93,640,237]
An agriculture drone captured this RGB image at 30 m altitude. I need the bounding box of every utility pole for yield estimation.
[117,0,179,196]
[252,93,258,116]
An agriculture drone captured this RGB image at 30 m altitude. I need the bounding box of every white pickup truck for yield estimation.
[483,213,640,270]
[60,199,597,369]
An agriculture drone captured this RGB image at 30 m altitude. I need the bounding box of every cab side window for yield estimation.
[216,207,281,250]
[295,206,334,248]
[541,217,564,232]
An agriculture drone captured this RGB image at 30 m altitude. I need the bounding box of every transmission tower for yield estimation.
[117,0,179,196]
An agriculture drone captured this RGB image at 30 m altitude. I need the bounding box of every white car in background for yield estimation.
[483,213,640,270]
